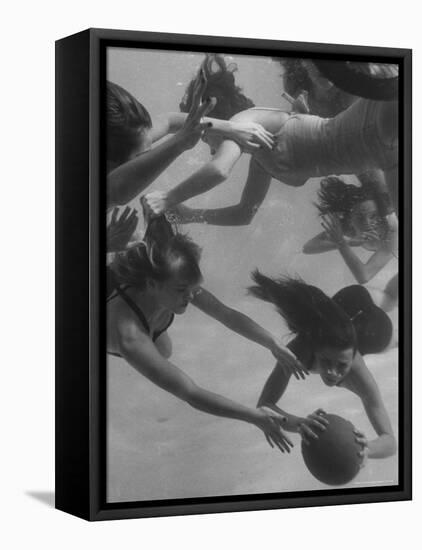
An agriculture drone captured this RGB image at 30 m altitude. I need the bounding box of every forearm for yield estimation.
[367,433,397,459]
[186,384,260,425]
[256,362,304,432]
[337,241,371,283]
[219,309,277,350]
[107,135,187,207]
[167,162,228,207]
[255,400,304,434]
[166,112,232,136]
[303,239,337,254]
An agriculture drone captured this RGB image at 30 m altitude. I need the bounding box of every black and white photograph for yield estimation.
[105,46,403,504]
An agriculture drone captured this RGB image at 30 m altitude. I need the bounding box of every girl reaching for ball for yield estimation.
[107,213,306,452]
[249,271,396,460]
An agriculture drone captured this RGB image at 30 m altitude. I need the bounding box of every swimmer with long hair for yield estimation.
[249,271,396,460]
[107,214,307,452]
[303,171,398,311]
[144,54,398,224]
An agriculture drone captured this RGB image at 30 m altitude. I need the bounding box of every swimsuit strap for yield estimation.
[153,314,174,341]
[114,285,151,336]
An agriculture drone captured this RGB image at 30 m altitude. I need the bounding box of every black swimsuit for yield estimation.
[107,271,174,357]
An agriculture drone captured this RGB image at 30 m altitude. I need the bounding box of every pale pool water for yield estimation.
[106,49,399,502]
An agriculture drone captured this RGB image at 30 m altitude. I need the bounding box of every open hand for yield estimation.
[176,63,217,150]
[270,344,309,380]
[107,207,139,252]
[321,213,345,245]
[299,409,329,445]
[255,406,294,454]
[224,121,274,152]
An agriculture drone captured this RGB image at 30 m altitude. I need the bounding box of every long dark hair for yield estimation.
[316,176,373,234]
[106,81,152,165]
[249,270,357,352]
[110,216,202,290]
[316,171,392,237]
[180,54,255,120]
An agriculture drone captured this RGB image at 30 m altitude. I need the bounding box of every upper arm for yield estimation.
[115,318,196,400]
[352,361,394,437]
[303,231,337,254]
[229,108,285,134]
[149,113,176,143]
[210,139,243,177]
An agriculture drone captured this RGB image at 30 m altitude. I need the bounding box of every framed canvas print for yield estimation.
[55,28,412,521]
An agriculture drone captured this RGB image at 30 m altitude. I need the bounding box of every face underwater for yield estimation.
[155,275,202,314]
[313,346,355,386]
[350,199,380,234]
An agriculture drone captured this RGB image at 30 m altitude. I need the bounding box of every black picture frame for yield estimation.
[55,27,412,521]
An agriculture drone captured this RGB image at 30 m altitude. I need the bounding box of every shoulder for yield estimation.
[108,296,150,343]
[344,354,381,401]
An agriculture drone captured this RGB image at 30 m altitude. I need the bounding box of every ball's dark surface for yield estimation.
[301,414,362,485]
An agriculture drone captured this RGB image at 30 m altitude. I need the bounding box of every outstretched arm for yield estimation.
[107,82,216,208]
[192,288,306,379]
[112,314,292,451]
[173,158,272,226]
[347,359,397,458]
[256,338,330,446]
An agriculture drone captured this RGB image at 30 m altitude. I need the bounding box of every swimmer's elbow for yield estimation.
[355,272,370,284]
[232,205,257,226]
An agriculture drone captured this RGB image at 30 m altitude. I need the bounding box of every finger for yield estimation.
[127,209,139,224]
[188,72,206,116]
[255,132,274,150]
[245,141,261,150]
[308,413,329,429]
[271,434,289,453]
[308,417,328,431]
[275,438,290,453]
[281,432,294,448]
[119,206,132,225]
[265,434,274,449]
[110,208,119,225]
[287,364,300,380]
[293,364,307,380]
[191,96,216,123]
[300,424,319,440]
[299,428,311,446]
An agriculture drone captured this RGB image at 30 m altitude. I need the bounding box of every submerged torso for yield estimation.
[250,99,398,187]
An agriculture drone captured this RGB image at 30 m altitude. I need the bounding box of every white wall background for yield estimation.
[0,0,419,548]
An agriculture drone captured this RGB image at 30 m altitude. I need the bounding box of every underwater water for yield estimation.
[106,49,399,502]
